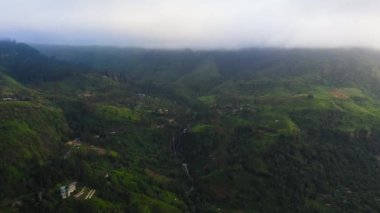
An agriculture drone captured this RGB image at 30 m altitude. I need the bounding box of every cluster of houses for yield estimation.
[0,96,32,102]
[60,182,96,200]
[213,104,255,115]
[157,108,169,114]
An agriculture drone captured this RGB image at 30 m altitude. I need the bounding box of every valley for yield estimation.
[2,41,380,212]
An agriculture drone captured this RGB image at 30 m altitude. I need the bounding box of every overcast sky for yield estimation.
[1,0,380,49]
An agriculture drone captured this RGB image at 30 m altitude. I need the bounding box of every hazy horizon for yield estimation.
[2,0,380,49]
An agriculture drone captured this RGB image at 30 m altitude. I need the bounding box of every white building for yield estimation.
[67,182,77,197]
[60,186,67,199]
[60,182,77,199]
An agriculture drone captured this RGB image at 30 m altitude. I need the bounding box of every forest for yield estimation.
[2,41,380,212]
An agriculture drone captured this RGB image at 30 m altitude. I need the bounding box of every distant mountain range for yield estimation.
[2,41,380,212]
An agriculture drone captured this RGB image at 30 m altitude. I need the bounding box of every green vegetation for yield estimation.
[95,104,141,122]
[3,41,380,212]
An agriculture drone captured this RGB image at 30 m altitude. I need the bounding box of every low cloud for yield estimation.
[1,0,380,49]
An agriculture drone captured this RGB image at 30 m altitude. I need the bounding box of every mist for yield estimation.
[1,0,380,49]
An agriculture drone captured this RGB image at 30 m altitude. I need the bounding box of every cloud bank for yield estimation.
[1,0,380,49]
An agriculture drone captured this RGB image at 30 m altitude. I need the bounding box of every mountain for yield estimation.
[2,41,380,212]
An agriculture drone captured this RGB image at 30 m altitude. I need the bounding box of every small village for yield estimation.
[0,96,33,102]
[60,182,96,200]
[59,138,108,202]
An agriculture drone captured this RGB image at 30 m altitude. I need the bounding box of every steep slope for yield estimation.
[0,72,70,203]
[0,42,191,212]
[15,43,380,212]
[34,44,380,212]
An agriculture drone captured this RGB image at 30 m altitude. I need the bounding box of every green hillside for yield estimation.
[2,41,380,212]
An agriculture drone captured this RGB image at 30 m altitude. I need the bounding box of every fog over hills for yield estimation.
[2,1,380,48]
[2,0,380,212]
[2,40,380,211]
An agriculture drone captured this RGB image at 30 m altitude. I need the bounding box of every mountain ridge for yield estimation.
[2,41,380,212]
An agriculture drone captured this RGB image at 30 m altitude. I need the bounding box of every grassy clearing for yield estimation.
[95,104,141,122]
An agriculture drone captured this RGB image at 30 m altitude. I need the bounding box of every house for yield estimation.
[60,182,77,199]
[2,97,13,101]
[67,182,77,197]
[60,186,67,199]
